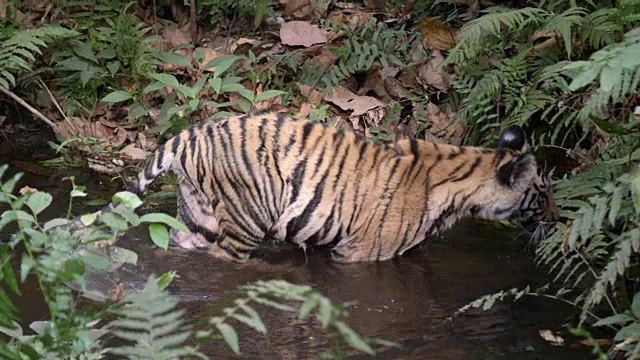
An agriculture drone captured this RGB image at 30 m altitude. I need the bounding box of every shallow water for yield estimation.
[1,160,591,359]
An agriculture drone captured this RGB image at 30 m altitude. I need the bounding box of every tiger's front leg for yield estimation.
[169,179,220,250]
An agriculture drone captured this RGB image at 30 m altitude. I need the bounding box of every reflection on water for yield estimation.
[2,164,589,359]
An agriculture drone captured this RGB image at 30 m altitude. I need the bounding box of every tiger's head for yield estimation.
[490,125,560,244]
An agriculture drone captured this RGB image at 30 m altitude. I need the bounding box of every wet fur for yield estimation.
[125,112,559,263]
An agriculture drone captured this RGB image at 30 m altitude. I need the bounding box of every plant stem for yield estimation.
[0,87,58,131]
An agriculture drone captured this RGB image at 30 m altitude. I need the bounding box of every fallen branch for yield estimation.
[0,87,58,131]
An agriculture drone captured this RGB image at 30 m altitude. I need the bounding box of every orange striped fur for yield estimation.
[129,112,559,263]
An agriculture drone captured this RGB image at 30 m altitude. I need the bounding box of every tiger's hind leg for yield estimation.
[169,179,219,250]
[208,209,266,262]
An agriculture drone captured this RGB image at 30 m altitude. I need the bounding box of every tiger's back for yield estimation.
[131,112,559,263]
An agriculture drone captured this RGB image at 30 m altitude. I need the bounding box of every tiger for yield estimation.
[119,111,559,263]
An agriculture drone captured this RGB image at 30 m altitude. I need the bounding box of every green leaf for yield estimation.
[632,292,640,319]
[70,189,87,198]
[73,42,98,62]
[148,73,181,89]
[334,321,374,355]
[1,254,19,295]
[609,186,622,226]
[149,224,169,250]
[593,313,634,327]
[20,254,35,282]
[106,61,121,77]
[210,77,222,93]
[216,322,240,354]
[58,58,89,71]
[101,90,132,104]
[202,55,240,77]
[156,271,176,290]
[614,322,640,342]
[568,64,603,91]
[80,67,99,86]
[140,213,188,232]
[592,118,633,135]
[43,218,69,231]
[99,212,128,232]
[299,296,318,320]
[154,52,192,68]
[254,90,287,103]
[113,191,143,209]
[234,303,266,334]
[26,192,52,216]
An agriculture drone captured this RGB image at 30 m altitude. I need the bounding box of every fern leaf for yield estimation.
[110,275,203,360]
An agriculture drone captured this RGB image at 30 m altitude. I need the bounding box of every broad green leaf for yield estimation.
[140,213,187,232]
[73,42,98,62]
[568,64,602,91]
[43,218,69,231]
[106,61,121,77]
[614,322,640,342]
[154,52,192,68]
[58,58,89,71]
[0,321,22,339]
[610,186,622,226]
[101,90,132,104]
[113,191,143,209]
[99,212,128,232]
[216,322,240,354]
[149,224,169,250]
[593,313,634,327]
[26,192,52,216]
[148,73,181,89]
[202,55,240,77]
[599,64,622,93]
[96,48,116,59]
[254,90,287,103]
[210,77,222,93]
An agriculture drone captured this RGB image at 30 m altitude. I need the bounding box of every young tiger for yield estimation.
[125,112,559,263]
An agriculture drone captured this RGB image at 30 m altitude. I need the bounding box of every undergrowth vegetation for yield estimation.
[0,0,639,358]
[0,165,389,358]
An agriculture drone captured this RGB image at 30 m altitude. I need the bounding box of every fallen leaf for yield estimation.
[119,144,149,161]
[110,283,125,302]
[538,329,565,346]
[419,18,457,51]
[283,0,329,19]
[425,102,465,145]
[280,21,328,48]
[298,84,323,105]
[19,186,39,195]
[163,24,192,48]
[324,86,384,116]
[296,103,315,120]
[419,50,449,91]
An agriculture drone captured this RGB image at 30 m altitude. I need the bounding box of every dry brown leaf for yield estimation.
[19,186,39,195]
[283,0,329,19]
[112,127,128,146]
[532,29,559,51]
[120,144,149,161]
[538,330,565,346]
[425,102,465,145]
[298,84,323,105]
[57,117,113,141]
[280,21,328,48]
[296,103,315,120]
[419,50,449,91]
[419,18,457,51]
[324,86,384,116]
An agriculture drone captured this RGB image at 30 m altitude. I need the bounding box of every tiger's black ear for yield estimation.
[497,154,536,191]
[497,125,528,152]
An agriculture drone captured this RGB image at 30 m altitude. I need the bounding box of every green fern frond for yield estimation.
[110,275,204,360]
[445,7,549,65]
[0,26,78,89]
[539,7,588,57]
[580,8,623,49]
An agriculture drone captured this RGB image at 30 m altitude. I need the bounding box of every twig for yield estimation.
[0,87,58,131]
[38,79,76,131]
